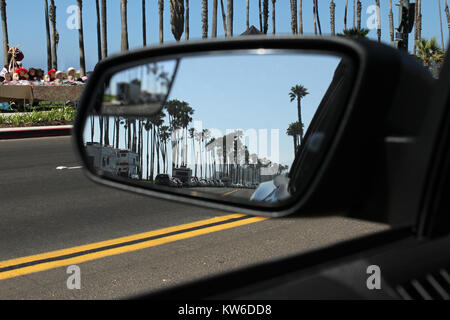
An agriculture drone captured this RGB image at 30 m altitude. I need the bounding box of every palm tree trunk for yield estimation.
[120,0,129,51]
[330,0,335,36]
[389,0,394,43]
[77,0,86,77]
[186,0,190,40]
[315,0,322,35]
[418,0,422,45]
[259,0,262,32]
[272,0,276,34]
[439,0,445,50]
[159,0,164,43]
[0,0,8,67]
[220,0,227,35]
[353,0,355,29]
[313,0,317,35]
[414,0,419,54]
[446,0,450,37]
[101,0,108,59]
[376,0,381,42]
[104,117,109,146]
[292,136,297,154]
[95,0,102,61]
[356,0,361,30]
[299,0,303,34]
[297,98,304,144]
[142,0,147,46]
[290,0,298,34]
[50,0,58,70]
[263,0,269,34]
[44,0,52,70]
[246,0,250,30]
[227,0,233,37]
[202,0,208,38]
[212,0,218,37]
[344,0,348,30]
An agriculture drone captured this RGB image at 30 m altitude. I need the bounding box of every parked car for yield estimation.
[154,174,170,186]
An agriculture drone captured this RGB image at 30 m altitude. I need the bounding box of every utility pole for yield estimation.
[394,0,415,51]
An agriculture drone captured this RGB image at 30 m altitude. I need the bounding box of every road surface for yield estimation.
[0,136,388,299]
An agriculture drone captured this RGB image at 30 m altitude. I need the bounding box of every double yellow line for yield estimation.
[0,213,268,281]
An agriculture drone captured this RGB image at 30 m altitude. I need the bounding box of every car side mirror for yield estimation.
[73,36,434,222]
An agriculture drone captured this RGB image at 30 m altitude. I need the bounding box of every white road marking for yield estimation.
[56,166,83,170]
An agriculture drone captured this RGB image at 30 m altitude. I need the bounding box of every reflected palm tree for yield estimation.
[289,84,309,145]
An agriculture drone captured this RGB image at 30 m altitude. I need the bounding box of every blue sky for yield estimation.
[1,0,448,72]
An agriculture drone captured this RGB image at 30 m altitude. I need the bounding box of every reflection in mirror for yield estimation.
[101,61,178,116]
[83,52,349,207]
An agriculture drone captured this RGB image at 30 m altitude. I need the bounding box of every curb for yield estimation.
[0,125,73,140]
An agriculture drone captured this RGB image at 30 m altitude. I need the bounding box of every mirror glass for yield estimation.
[82,51,353,208]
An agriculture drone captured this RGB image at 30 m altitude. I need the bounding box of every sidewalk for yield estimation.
[0,125,72,140]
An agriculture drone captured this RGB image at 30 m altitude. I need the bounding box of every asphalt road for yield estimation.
[0,136,389,299]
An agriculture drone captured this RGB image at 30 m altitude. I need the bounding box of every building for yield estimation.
[116,79,141,105]
[85,142,140,179]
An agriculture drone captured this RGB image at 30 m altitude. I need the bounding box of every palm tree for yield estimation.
[439,0,445,51]
[159,0,164,43]
[95,0,102,61]
[77,0,86,77]
[202,0,208,39]
[259,0,262,32]
[220,0,227,35]
[313,0,317,35]
[44,0,52,70]
[212,0,218,37]
[263,0,269,34]
[185,0,189,40]
[159,126,170,173]
[142,0,147,46]
[338,27,370,38]
[344,0,348,30]
[445,0,450,36]
[389,0,394,43]
[246,0,250,30]
[170,0,184,41]
[287,122,302,154]
[314,0,322,35]
[120,0,128,51]
[289,85,309,144]
[299,0,303,35]
[272,0,276,34]
[0,0,8,67]
[376,0,381,42]
[356,0,361,30]
[290,0,298,34]
[414,0,419,54]
[330,0,336,36]
[227,0,233,37]
[417,0,422,49]
[50,0,58,70]
[416,38,445,67]
[101,0,107,59]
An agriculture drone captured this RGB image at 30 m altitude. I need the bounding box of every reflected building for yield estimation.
[116,79,141,105]
[86,142,141,179]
